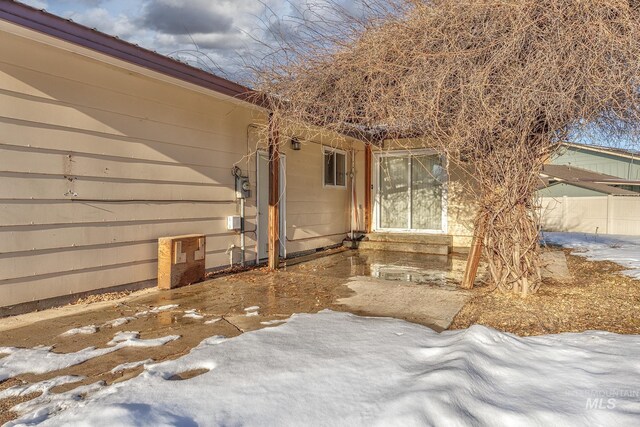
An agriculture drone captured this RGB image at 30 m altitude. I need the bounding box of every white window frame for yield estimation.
[372,149,448,234]
[322,147,348,189]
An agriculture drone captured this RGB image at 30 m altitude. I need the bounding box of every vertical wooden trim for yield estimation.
[364,144,372,233]
[268,113,280,270]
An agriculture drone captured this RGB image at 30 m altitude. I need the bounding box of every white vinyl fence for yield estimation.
[540,196,640,236]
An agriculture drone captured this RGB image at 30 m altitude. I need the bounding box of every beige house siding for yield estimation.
[0,20,263,307]
[446,165,477,249]
[264,129,365,255]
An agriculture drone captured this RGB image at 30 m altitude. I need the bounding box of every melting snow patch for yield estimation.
[110,359,154,374]
[0,345,116,382]
[204,318,221,325]
[260,319,288,326]
[108,331,180,348]
[183,309,204,320]
[150,304,179,313]
[543,232,640,278]
[0,333,180,382]
[59,325,98,337]
[244,306,259,317]
[135,304,179,317]
[13,310,640,426]
[0,375,84,399]
[102,317,136,328]
[6,381,105,427]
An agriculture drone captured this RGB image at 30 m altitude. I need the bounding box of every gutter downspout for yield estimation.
[350,148,356,240]
[240,197,245,267]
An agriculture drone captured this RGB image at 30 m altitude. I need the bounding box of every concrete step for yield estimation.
[358,240,450,255]
[364,233,452,246]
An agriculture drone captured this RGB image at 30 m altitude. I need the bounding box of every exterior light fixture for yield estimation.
[291,137,301,151]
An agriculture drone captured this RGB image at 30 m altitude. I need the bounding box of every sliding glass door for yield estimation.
[375,151,446,232]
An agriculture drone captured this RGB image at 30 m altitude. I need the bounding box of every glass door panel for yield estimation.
[411,154,444,230]
[379,156,409,229]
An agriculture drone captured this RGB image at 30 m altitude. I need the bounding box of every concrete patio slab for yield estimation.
[338,278,470,331]
[541,251,572,282]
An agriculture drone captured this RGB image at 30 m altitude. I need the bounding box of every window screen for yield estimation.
[324,151,335,185]
[323,150,347,187]
[336,152,346,186]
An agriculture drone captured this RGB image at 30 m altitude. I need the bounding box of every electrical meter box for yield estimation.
[235,175,251,199]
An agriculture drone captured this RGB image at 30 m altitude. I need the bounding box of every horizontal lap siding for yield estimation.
[446,165,477,248]
[0,23,262,307]
[282,142,352,254]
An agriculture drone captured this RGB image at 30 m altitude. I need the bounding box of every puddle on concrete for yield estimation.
[285,250,477,288]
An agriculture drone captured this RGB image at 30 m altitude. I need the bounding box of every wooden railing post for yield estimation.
[268,113,280,270]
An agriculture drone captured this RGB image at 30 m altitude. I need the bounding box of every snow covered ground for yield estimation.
[543,232,640,278]
[5,311,640,426]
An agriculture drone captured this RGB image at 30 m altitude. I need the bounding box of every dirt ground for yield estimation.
[451,249,640,335]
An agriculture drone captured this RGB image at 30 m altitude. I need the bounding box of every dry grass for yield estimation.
[70,290,132,305]
[451,250,640,335]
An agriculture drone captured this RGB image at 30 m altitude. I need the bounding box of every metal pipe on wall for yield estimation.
[240,197,245,267]
[350,148,356,240]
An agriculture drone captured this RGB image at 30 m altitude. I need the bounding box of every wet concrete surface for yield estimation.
[0,249,474,421]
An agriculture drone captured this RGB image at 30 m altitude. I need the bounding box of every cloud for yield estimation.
[139,0,234,35]
[20,0,48,9]
[65,7,137,39]
[59,0,105,6]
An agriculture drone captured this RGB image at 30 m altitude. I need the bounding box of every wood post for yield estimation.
[461,213,486,289]
[268,113,280,270]
[364,143,372,233]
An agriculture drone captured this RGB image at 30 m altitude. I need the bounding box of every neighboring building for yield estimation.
[539,164,639,198]
[538,143,640,236]
[0,2,475,313]
[539,142,640,197]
